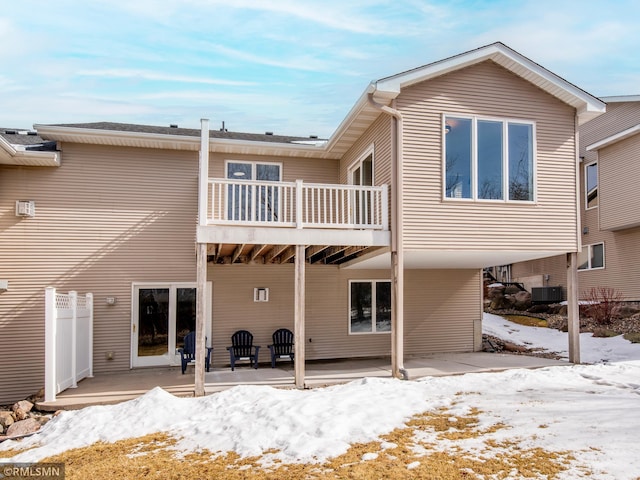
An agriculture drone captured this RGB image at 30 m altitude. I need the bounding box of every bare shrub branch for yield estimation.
[581,287,624,325]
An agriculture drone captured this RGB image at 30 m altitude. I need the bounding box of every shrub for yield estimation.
[581,286,624,325]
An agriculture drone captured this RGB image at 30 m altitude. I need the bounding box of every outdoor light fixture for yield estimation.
[254,287,269,302]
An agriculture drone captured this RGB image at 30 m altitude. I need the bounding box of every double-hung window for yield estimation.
[349,280,391,334]
[444,116,535,201]
[578,243,604,271]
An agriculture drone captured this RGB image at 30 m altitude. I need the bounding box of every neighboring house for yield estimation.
[511,96,640,300]
[0,42,604,403]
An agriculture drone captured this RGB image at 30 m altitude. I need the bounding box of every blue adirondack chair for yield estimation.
[268,328,294,368]
[177,331,213,374]
[227,330,260,370]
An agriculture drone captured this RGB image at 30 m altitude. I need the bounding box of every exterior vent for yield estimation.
[531,286,563,304]
[309,135,318,139]
[15,200,35,217]
[265,131,273,136]
[169,124,178,128]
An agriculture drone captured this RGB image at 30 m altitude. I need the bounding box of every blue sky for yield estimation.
[1,0,638,137]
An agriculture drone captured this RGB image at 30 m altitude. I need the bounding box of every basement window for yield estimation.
[578,242,604,271]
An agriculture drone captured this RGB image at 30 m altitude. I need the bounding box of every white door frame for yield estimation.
[131,281,212,368]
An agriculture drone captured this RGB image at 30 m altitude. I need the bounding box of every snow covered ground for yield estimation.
[2,313,640,479]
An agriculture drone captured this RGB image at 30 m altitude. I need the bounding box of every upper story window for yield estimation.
[226,161,282,222]
[585,161,598,209]
[444,116,535,202]
[578,242,604,271]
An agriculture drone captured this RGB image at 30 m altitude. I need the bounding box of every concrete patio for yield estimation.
[37,352,569,411]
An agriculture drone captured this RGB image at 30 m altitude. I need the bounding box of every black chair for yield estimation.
[227,330,260,370]
[268,328,294,368]
[177,331,213,374]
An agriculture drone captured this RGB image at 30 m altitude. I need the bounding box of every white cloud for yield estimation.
[76,69,257,86]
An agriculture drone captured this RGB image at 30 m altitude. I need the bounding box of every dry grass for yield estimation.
[502,314,548,328]
[1,407,578,480]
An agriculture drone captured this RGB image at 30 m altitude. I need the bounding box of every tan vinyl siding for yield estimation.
[208,264,479,366]
[576,225,640,301]
[599,133,640,231]
[580,101,640,164]
[0,143,199,403]
[512,254,567,295]
[339,114,391,187]
[209,153,339,184]
[404,269,480,354]
[397,60,578,252]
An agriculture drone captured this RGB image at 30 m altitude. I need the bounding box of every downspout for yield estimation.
[367,90,408,380]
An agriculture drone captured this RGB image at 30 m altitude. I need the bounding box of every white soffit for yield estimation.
[343,249,569,270]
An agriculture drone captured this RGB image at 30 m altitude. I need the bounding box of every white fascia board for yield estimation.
[35,124,334,159]
[0,135,60,166]
[197,225,390,247]
[374,43,605,124]
[586,123,640,151]
[600,95,640,103]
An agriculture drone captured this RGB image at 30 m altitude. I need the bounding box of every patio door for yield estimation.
[131,282,212,368]
[348,152,373,225]
[226,161,281,222]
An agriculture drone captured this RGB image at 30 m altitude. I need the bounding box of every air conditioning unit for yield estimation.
[531,286,564,304]
[15,200,35,217]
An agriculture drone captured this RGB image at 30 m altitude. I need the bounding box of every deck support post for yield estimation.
[195,242,208,396]
[294,244,306,389]
[567,252,580,363]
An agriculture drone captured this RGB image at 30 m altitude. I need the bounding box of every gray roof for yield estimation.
[47,122,325,144]
[1,128,57,150]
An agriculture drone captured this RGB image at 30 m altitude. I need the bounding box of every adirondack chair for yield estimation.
[227,330,261,370]
[268,328,294,368]
[177,331,213,374]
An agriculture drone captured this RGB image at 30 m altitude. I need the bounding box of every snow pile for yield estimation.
[1,314,640,478]
[483,312,640,363]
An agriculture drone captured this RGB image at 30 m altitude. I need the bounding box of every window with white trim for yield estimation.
[578,242,604,270]
[444,116,535,201]
[349,280,391,334]
[585,161,598,209]
[348,147,374,226]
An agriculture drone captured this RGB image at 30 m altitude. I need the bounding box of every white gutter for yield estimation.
[0,136,60,167]
[367,91,407,380]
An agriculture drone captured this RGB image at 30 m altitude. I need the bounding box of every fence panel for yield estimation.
[45,288,94,402]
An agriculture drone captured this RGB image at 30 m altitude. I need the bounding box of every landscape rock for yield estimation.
[0,411,15,428]
[5,418,41,438]
[504,284,522,295]
[512,291,532,311]
[490,295,514,310]
[486,284,506,299]
[12,400,34,414]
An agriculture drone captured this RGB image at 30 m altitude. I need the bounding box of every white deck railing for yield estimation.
[205,179,388,230]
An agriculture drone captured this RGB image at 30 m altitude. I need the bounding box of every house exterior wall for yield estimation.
[208,152,339,184]
[0,143,200,403]
[512,101,640,301]
[208,264,479,366]
[396,60,578,252]
[339,114,391,187]
[599,133,640,231]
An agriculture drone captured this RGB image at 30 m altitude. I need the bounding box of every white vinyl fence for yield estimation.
[44,288,94,402]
